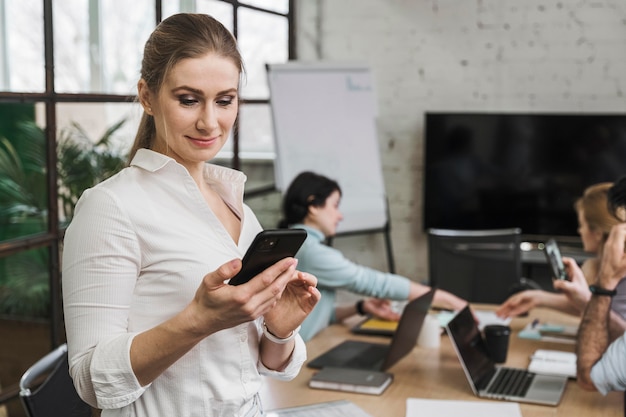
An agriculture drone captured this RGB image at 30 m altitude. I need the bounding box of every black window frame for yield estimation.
[0,0,295,348]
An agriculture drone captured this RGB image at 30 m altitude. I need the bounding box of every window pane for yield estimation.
[0,103,47,240]
[0,247,50,318]
[54,0,154,94]
[240,0,289,14]
[238,103,275,157]
[56,102,140,224]
[101,0,155,94]
[1,0,44,92]
[163,0,233,32]
[238,9,288,99]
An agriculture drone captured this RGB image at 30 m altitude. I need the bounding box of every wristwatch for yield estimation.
[589,285,617,297]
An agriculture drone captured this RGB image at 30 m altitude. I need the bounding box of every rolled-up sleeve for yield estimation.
[63,187,143,408]
[590,333,626,395]
[257,335,307,381]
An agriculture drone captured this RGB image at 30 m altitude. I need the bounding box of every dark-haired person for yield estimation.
[279,171,467,341]
[62,14,320,417]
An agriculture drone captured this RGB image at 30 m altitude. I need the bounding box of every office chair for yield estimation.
[19,343,92,417]
[427,228,523,304]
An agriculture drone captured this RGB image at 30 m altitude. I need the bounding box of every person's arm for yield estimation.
[496,290,577,318]
[335,304,361,322]
[576,294,613,391]
[408,282,466,311]
[575,223,626,391]
[334,298,401,323]
[261,269,320,371]
[130,258,315,385]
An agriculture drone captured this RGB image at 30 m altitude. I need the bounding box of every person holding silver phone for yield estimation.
[497,182,626,320]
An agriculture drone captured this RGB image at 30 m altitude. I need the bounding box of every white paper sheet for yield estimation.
[266,400,374,417]
[406,398,522,417]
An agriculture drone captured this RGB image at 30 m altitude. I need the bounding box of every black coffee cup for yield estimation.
[483,324,511,363]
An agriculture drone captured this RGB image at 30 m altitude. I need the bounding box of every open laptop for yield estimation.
[307,289,435,371]
[446,305,568,406]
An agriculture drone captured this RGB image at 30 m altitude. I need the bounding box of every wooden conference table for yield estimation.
[261,305,623,417]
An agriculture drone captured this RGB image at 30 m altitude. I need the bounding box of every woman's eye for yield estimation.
[179,96,198,106]
[217,96,235,107]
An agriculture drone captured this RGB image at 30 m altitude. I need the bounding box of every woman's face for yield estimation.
[577,209,603,254]
[306,190,343,237]
[141,52,239,170]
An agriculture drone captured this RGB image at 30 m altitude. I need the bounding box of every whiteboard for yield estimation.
[267,62,387,233]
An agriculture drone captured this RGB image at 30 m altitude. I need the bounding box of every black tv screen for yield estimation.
[423,112,626,239]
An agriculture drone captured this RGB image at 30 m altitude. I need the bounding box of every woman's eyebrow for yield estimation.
[172,85,238,96]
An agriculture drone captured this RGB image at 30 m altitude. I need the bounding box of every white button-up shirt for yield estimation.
[62,149,306,417]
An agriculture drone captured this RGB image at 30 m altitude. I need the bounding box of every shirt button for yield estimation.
[240,333,247,342]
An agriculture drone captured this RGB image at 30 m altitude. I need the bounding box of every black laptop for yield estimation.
[307,289,435,371]
[446,305,568,406]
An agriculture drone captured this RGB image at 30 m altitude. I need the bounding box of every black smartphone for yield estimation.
[228,229,308,286]
[543,238,568,280]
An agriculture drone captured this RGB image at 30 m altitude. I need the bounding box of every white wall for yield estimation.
[258,0,626,283]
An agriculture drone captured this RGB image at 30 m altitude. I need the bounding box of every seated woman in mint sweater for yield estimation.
[279,171,467,341]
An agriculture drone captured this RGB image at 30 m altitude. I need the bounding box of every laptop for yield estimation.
[307,289,435,371]
[446,305,568,406]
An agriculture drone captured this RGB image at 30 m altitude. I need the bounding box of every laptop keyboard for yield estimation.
[486,368,535,397]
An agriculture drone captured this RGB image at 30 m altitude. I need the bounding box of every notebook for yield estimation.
[351,316,398,336]
[307,289,435,371]
[446,305,568,406]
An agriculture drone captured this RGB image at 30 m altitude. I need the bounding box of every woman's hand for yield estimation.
[496,290,543,318]
[553,257,591,314]
[363,298,401,322]
[263,269,321,338]
[185,257,308,337]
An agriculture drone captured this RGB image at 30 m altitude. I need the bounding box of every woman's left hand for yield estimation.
[263,271,321,338]
[363,298,401,321]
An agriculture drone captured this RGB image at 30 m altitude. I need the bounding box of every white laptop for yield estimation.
[446,305,568,406]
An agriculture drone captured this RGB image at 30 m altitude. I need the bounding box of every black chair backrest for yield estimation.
[428,228,522,304]
[20,346,92,417]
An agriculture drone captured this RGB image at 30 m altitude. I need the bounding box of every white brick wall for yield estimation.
[284,0,626,282]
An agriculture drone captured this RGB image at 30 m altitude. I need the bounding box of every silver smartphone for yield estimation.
[543,238,568,280]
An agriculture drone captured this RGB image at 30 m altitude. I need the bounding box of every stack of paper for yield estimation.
[528,349,577,378]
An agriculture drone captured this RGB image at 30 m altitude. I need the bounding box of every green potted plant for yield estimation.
[0,119,127,318]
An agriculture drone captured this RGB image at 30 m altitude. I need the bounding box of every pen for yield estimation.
[531,318,540,328]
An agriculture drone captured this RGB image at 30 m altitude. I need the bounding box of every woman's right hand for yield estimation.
[185,257,300,337]
[552,257,591,314]
[495,290,543,318]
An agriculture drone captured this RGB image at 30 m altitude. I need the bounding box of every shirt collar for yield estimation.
[130,149,247,216]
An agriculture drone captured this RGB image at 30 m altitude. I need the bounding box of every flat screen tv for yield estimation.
[423,112,626,240]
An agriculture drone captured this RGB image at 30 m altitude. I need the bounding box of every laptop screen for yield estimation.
[446,306,495,389]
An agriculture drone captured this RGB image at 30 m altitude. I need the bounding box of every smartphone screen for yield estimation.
[543,238,568,280]
[228,229,307,286]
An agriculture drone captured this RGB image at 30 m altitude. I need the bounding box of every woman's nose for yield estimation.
[197,104,218,131]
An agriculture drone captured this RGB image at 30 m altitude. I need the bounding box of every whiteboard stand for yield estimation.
[266,61,395,273]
